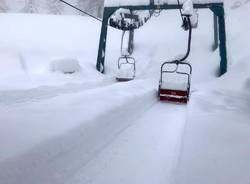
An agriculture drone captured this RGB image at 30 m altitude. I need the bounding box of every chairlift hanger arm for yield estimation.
[180,15,192,62]
[161,14,192,67]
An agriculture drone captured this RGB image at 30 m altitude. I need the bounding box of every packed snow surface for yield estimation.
[0,0,250,184]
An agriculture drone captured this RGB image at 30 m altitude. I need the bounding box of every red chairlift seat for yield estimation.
[158,61,192,104]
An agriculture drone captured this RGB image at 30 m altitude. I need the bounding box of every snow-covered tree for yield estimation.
[0,0,8,12]
[22,0,38,13]
[46,0,64,14]
[76,0,87,15]
[96,1,104,18]
[77,0,104,18]
[0,0,104,16]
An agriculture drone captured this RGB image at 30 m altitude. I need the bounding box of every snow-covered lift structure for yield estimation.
[96,0,227,76]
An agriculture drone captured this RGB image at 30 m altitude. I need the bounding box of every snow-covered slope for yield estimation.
[0,0,249,183]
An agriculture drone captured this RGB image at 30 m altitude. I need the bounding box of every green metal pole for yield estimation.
[210,5,227,76]
[212,13,219,51]
[96,8,116,73]
[96,16,108,73]
[218,10,227,75]
[128,29,134,54]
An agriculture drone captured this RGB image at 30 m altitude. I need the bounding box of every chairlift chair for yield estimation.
[159,60,192,103]
[116,56,136,81]
[116,31,136,82]
[158,13,193,103]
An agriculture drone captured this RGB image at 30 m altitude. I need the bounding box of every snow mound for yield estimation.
[0,49,26,76]
[49,58,81,74]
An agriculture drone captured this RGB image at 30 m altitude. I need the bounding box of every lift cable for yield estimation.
[58,0,103,23]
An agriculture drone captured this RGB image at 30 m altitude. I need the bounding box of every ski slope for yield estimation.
[0,0,250,183]
[66,104,187,184]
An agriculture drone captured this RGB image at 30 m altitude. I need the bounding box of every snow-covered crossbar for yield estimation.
[105,0,223,7]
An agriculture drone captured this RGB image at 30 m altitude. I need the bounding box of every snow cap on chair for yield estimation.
[182,0,194,15]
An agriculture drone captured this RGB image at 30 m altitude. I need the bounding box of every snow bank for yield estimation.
[199,0,250,91]
[0,49,26,76]
[0,13,102,90]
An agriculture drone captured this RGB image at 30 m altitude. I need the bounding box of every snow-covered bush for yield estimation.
[49,58,81,74]
[21,0,38,13]
[245,77,250,90]
[46,0,64,14]
[231,1,243,9]
[0,0,8,12]
[231,0,250,9]
[77,0,104,18]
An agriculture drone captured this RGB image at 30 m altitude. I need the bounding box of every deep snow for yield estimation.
[0,0,250,183]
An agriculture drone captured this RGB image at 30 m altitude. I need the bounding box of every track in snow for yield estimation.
[0,79,157,184]
[0,77,115,106]
[0,85,188,184]
[66,103,187,184]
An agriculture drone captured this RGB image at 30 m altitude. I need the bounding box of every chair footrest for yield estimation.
[159,89,188,97]
[159,95,188,103]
